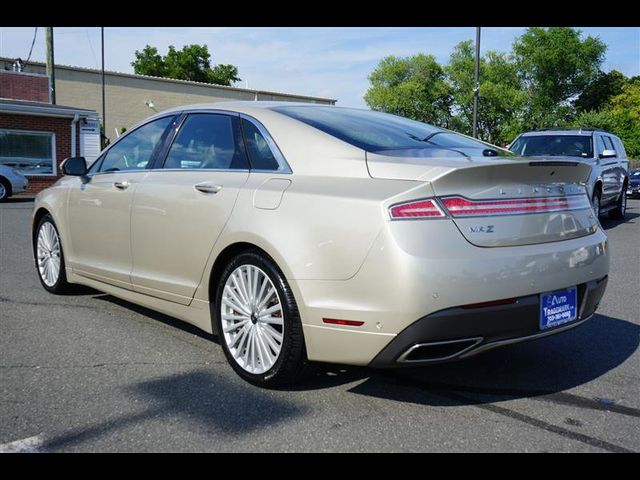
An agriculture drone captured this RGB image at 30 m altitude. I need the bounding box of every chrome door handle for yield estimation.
[113,181,130,190]
[194,182,222,194]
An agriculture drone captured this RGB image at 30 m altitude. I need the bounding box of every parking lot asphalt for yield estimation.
[1,198,639,452]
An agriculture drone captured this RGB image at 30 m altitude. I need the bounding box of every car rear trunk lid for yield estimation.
[369,152,598,247]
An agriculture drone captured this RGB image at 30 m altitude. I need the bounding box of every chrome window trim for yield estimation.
[154,168,250,174]
[239,113,293,174]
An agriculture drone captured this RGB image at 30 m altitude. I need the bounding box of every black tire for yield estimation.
[591,189,601,219]
[0,177,10,202]
[214,250,310,387]
[33,213,73,294]
[609,186,627,219]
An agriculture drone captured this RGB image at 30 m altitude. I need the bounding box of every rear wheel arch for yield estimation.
[207,242,293,333]
[593,180,603,197]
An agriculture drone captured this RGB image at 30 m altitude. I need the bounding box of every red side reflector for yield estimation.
[389,198,446,219]
[440,195,591,217]
[462,298,518,309]
[322,318,365,327]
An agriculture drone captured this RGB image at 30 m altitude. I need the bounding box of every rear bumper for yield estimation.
[295,219,609,366]
[369,275,607,367]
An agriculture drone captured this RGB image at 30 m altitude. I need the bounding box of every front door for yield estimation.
[66,115,175,289]
[130,113,250,305]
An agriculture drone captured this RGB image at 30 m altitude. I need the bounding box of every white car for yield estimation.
[0,165,29,201]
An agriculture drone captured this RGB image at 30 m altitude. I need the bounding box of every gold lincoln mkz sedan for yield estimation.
[32,102,609,387]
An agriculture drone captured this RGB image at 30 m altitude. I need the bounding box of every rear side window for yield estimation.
[163,114,248,170]
[613,137,627,158]
[603,136,615,151]
[100,115,175,172]
[241,118,282,171]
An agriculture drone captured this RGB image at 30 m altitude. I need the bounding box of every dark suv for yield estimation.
[509,129,629,219]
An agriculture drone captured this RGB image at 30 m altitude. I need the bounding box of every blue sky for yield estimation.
[1,27,638,107]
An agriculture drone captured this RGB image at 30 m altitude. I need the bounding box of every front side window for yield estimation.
[241,118,283,171]
[271,105,497,153]
[99,115,175,173]
[0,130,55,175]
[510,135,594,158]
[163,114,248,170]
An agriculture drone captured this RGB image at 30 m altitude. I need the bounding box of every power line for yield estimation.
[25,27,38,65]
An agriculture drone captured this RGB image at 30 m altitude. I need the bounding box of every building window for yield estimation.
[0,129,56,176]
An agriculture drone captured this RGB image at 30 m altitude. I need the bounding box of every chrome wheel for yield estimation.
[221,264,284,374]
[0,183,7,200]
[37,222,61,287]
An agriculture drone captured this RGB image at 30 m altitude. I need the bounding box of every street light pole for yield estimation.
[101,27,106,148]
[45,27,55,104]
[472,26,481,139]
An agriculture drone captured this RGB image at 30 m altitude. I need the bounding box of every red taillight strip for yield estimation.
[440,195,591,217]
[323,318,365,327]
[389,198,446,219]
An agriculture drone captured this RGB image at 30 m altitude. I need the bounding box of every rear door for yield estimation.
[130,112,250,305]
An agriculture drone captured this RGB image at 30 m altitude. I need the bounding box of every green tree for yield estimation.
[574,70,627,113]
[609,81,640,121]
[570,109,640,159]
[132,44,241,86]
[446,40,525,145]
[513,27,607,129]
[364,54,453,127]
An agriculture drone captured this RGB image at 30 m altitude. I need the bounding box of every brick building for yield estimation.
[0,70,100,194]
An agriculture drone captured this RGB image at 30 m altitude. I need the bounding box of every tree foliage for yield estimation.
[446,41,525,145]
[363,54,453,127]
[513,27,606,128]
[132,44,241,86]
[575,70,627,113]
[364,27,640,157]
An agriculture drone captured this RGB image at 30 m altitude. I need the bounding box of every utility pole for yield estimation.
[45,27,55,104]
[472,26,481,139]
[101,27,106,148]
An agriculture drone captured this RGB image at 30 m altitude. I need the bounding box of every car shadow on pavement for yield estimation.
[599,201,639,230]
[93,293,220,344]
[600,212,639,230]
[43,369,307,451]
[290,314,640,411]
[93,292,638,411]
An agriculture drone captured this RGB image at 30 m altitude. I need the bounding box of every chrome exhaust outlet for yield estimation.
[397,337,483,364]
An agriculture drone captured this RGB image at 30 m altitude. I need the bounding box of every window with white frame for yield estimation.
[0,129,56,176]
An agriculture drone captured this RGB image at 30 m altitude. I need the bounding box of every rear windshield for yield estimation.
[271,105,498,153]
[510,135,593,158]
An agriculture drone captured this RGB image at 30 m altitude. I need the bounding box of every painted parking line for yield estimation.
[0,434,45,453]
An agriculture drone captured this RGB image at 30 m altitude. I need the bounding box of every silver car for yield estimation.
[32,103,609,387]
[0,165,29,201]
[509,129,630,219]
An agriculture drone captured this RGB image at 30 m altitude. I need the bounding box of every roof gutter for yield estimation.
[0,102,97,118]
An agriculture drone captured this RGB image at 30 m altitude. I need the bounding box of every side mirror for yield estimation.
[599,149,616,159]
[61,156,88,176]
